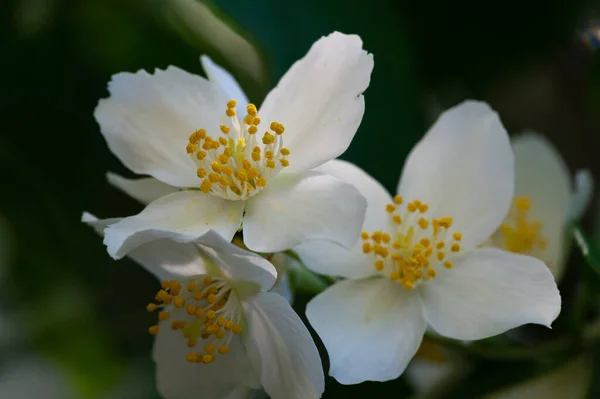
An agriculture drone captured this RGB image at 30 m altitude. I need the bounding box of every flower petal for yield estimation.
[106,172,178,204]
[243,171,367,253]
[82,212,207,280]
[269,253,299,304]
[196,230,277,294]
[295,159,391,279]
[243,292,324,399]
[103,190,244,259]
[511,133,571,275]
[200,55,249,116]
[95,66,227,187]
[258,32,374,172]
[153,321,259,399]
[397,101,514,251]
[306,278,426,384]
[568,169,593,222]
[420,248,561,340]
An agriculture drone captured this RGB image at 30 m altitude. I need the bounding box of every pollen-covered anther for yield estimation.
[495,196,546,255]
[362,199,463,290]
[186,100,290,200]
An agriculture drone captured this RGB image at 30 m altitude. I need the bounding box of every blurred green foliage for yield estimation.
[1,0,598,397]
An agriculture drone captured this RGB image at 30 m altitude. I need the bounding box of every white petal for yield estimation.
[95,66,228,187]
[420,248,561,340]
[153,321,259,399]
[295,159,391,279]
[82,212,207,280]
[196,230,277,294]
[243,292,324,399]
[243,171,367,253]
[568,169,594,222]
[106,172,178,204]
[306,278,426,384]
[103,190,244,259]
[200,55,249,116]
[258,32,374,172]
[397,101,514,251]
[269,253,299,304]
[481,355,592,399]
[511,133,571,274]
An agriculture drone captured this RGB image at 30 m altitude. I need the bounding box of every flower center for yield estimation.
[147,276,243,365]
[361,196,463,290]
[186,100,290,201]
[492,196,547,255]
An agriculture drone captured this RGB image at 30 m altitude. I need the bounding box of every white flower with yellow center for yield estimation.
[95,32,372,259]
[294,101,561,384]
[485,132,593,280]
[83,214,324,399]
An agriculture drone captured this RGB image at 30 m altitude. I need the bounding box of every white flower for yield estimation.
[295,101,561,384]
[83,214,324,399]
[485,132,593,280]
[95,32,372,259]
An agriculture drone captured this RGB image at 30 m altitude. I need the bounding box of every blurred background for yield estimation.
[1,0,600,397]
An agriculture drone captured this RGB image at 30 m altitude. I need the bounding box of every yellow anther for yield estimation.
[243,114,254,125]
[371,231,382,243]
[218,345,229,354]
[226,109,235,117]
[218,137,228,146]
[270,122,285,134]
[280,148,291,156]
[202,354,215,364]
[218,153,229,165]
[256,178,267,187]
[211,161,222,173]
[280,159,290,167]
[407,202,417,212]
[265,151,274,160]
[419,204,429,213]
[246,104,258,116]
[227,100,237,109]
[252,152,261,161]
[420,238,430,247]
[361,231,369,240]
[253,117,261,125]
[205,344,215,354]
[382,233,391,244]
[232,324,242,334]
[187,338,197,348]
[186,353,199,363]
[393,195,403,205]
[247,168,259,179]
[203,276,212,285]
[196,150,207,160]
[149,325,159,335]
[362,242,372,253]
[375,260,385,271]
[436,242,444,249]
[262,132,275,145]
[450,243,460,253]
[390,271,400,281]
[208,173,220,183]
[171,321,184,330]
[146,303,158,312]
[237,170,248,182]
[207,294,217,304]
[386,204,396,213]
[439,217,453,228]
[158,311,170,321]
[186,304,197,315]
[453,232,462,241]
[248,126,258,134]
[216,329,226,339]
[186,143,198,154]
[174,297,185,308]
[224,320,234,330]
[444,261,453,269]
[515,196,531,211]
[193,290,204,301]
[220,125,230,134]
[266,160,276,169]
[217,316,226,326]
[437,251,445,261]
[393,215,402,225]
[207,310,216,320]
[426,268,436,279]
[197,168,207,179]
[418,218,429,230]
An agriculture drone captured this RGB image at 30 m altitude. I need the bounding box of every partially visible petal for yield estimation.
[243,171,367,253]
[106,172,178,204]
[153,322,259,399]
[420,248,561,341]
[103,190,244,259]
[568,169,594,222]
[95,66,227,187]
[258,32,373,172]
[200,55,249,116]
[397,101,514,251]
[481,355,592,399]
[82,212,207,280]
[243,292,324,399]
[405,358,458,395]
[269,253,299,304]
[511,133,571,272]
[295,159,390,279]
[197,230,277,294]
[306,278,426,384]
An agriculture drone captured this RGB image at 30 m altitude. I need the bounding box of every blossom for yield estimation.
[83,214,324,399]
[295,101,561,384]
[485,132,593,280]
[95,32,372,260]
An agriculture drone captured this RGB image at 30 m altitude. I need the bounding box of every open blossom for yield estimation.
[94,32,372,260]
[295,101,561,384]
[83,214,323,399]
[485,132,593,280]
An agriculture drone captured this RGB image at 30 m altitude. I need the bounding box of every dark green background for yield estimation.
[0,0,598,397]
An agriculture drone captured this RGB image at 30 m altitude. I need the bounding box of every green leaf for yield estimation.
[573,223,600,277]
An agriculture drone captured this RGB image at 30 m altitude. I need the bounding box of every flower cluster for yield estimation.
[83,32,571,398]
